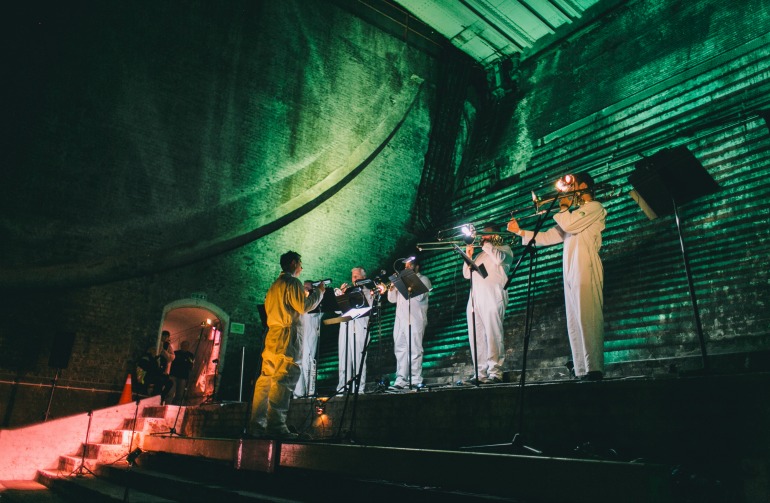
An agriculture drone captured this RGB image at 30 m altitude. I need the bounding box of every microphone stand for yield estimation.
[469,197,560,454]
[507,197,562,454]
[69,410,96,478]
[368,288,388,393]
[310,304,322,398]
[343,310,374,444]
[453,245,488,387]
[344,322,351,393]
[407,286,413,389]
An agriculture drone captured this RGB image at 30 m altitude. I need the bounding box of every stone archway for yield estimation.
[158,299,230,404]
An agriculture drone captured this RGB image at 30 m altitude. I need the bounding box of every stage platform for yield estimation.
[169,370,770,501]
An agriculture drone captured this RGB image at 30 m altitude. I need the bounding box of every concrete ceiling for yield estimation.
[391,0,610,67]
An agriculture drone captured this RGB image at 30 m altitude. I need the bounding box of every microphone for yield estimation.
[354,279,375,288]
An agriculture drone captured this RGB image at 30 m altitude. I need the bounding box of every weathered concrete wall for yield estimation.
[1,0,437,425]
[415,0,770,382]
[2,0,769,427]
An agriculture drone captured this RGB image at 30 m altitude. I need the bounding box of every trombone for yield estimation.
[417,224,519,251]
[417,176,621,252]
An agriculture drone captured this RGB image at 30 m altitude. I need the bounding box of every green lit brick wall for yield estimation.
[2,0,768,428]
[0,0,438,423]
[406,0,770,383]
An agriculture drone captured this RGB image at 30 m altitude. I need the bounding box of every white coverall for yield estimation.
[387,273,432,387]
[249,273,322,435]
[521,200,607,377]
[294,310,322,398]
[463,241,514,381]
[337,287,374,392]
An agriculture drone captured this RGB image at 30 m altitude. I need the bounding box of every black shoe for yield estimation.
[485,376,502,384]
[579,371,603,381]
[463,377,486,386]
[387,384,404,391]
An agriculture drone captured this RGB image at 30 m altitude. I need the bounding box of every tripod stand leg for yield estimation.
[69,410,96,477]
[511,432,543,455]
[43,368,61,422]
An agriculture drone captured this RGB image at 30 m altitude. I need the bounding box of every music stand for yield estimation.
[324,287,372,443]
[453,244,488,387]
[390,268,430,389]
[323,287,371,393]
[629,146,719,371]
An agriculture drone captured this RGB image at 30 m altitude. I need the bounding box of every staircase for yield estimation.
[33,405,186,501]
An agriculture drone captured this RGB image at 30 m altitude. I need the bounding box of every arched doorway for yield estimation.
[158,299,230,405]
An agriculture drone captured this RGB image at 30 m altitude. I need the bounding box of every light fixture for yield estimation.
[555,174,575,192]
[126,448,142,465]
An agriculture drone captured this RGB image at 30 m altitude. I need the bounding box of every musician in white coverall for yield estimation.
[463,230,514,384]
[336,267,373,393]
[386,258,432,389]
[507,172,607,381]
[249,251,324,439]
[294,280,323,398]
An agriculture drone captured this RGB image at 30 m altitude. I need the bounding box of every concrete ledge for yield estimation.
[142,435,238,463]
[280,443,674,503]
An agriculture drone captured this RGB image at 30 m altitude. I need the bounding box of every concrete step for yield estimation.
[101,429,137,445]
[57,442,133,473]
[45,406,183,482]
[118,406,184,432]
[99,464,303,503]
[134,417,179,434]
[0,480,72,503]
[55,455,95,474]
[37,469,173,502]
[84,443,132,465]
[142,405,185,423]
[107,451,518,502]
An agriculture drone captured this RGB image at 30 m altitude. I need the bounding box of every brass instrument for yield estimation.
[417,224,514,251]
[532,177,621,213]
[417,176,621,252]
[373,275,394,295]
[532,184,620,214]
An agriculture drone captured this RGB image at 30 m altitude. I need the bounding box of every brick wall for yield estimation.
[411,0,770,383]
[1,0,437,425]
[2,0,769,427]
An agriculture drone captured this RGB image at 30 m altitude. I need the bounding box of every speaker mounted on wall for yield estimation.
[48,331,76,369]
[629,146,719,219]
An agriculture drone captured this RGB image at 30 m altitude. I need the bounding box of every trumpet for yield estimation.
[373,275,395,294]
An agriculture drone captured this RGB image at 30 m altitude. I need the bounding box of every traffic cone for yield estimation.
[118,374,133,404]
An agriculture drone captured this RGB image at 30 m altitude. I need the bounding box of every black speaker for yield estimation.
[48,331,76,369]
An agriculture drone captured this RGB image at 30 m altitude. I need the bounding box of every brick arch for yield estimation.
[158,299,231,403]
